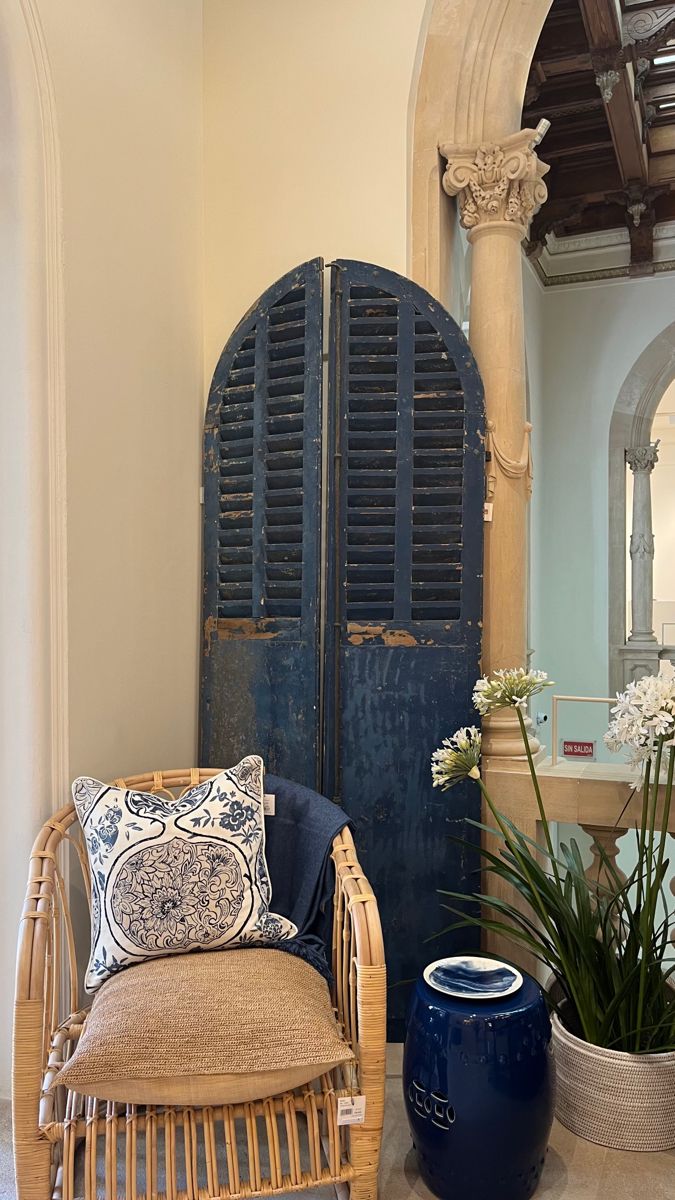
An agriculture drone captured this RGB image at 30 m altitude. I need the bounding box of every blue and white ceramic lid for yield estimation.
[423,955,523,1000]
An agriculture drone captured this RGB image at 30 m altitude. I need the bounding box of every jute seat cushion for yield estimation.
[55,948,354,1105]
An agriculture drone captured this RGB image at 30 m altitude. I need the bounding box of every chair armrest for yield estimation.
[14,805,81,1141]
[331,828,386,1125]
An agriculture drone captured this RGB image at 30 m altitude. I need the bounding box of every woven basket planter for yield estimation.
[552,1013,675,1151]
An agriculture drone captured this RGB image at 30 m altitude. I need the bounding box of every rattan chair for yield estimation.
[13,769,387,1200]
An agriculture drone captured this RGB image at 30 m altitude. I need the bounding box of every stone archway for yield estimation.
[608,322,675,693]
[0,1,67,1094]
[410,0,554,301]
[408,0,554,757]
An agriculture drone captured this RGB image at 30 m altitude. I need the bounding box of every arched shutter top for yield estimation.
[203,258,323,630]
[329,258,484,641]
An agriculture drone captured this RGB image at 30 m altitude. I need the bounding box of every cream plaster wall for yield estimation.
[0,1,203,1099]
[527,271,675,757]
[0,1,56,1100]
[2,0,432,1099]
[38,0,204,783]
[202,0,426,382]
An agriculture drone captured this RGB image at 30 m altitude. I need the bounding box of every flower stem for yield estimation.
[475,777,579,1007]
[654,745,674,904]
[515,705,560,883]
[635,757,651,915]
[634,734,665,1051]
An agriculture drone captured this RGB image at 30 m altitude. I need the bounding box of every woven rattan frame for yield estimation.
[13,769,387,1199]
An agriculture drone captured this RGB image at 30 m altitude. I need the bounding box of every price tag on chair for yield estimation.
[337,1095,366,1126]
[263,793,276,815]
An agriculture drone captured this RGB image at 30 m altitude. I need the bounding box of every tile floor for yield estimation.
[1,1049,673,1199]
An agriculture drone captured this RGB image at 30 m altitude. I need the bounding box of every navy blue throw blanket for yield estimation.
[257,774,352,985]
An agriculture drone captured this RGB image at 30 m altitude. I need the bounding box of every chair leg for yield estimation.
[349,1167,378,1199]
[348,1125,381,1200]
[13,1138,52,1200]
[13,1001,53,1200]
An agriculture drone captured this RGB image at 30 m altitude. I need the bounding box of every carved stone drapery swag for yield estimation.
[485,420,534,500]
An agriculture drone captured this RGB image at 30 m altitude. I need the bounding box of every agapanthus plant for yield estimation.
[433,666,675,1054]
[472,667,553,716]
[431,727,482,789]
[605,658,675,766]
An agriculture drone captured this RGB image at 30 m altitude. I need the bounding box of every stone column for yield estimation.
[439,131,549,757]
[626,443,659,644]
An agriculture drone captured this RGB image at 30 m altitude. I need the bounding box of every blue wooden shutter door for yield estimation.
[200,259,323,787]
[201,258,485,1038]
[323,260,485,1038]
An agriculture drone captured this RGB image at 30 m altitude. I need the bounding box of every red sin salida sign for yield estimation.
[561,740,595,760]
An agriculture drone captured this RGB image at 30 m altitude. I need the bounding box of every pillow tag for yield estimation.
[263,793,276,816]
[337,1095,366,1126]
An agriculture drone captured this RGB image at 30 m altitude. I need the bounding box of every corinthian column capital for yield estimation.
[626,442,659,474]
[439,129,550,241]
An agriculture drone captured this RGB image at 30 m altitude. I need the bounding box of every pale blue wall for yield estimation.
[526,268,675,760]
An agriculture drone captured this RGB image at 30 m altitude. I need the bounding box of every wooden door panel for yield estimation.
[200,259,323,787]
[324,260,484,1038]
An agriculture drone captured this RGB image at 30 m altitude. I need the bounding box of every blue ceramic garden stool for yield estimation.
[403,956,555,1200]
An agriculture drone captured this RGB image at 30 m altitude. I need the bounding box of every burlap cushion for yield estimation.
[55,949,353,1105]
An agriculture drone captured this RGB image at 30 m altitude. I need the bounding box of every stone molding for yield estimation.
[439,130,549,239]
[530,256,675,288]
[618,642,662,686]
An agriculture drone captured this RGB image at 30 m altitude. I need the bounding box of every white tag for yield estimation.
[483,501,493,522]
[337,1095,366,1126]
[263,793,276,816]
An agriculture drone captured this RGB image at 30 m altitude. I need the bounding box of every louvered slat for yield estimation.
[201,259,323,787]
[217,330,256,618]
[341,288,467,625]
[213,286,309,620]
[412,318,464,620]
[344,286,398,620]
[263,285,306,618]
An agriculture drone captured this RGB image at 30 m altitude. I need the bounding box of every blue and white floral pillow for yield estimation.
[73,756,297,991]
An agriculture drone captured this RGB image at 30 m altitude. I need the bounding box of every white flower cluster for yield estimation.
[472,667,553,716]
[431,726,482,790]
[604,660,675,765]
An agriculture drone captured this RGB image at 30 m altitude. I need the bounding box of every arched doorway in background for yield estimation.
[608,321,675,693]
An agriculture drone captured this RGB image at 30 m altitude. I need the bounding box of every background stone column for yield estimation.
[440,131,549,757]
[626,443,659,644]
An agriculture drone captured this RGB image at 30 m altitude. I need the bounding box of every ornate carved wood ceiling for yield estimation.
[524,0,675,271]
